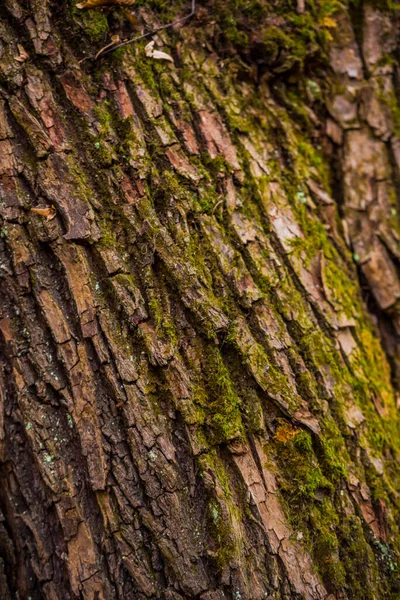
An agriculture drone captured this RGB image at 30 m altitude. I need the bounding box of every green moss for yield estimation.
[97,214,119,248]
[318,430,348,484]
[202,347,244,443]
[296,139,330,187]
[159,171,182,197]
[147,296,178,345]
[132,52,159,91]
[205,0,340,84]
[64,154,94,204]
[296,304,400,503]
[372,537,400,580]
[198,452,242,567]
[159,73,182,103]
[94,100,113,135]
[202,154,233,178]
[206,499,238,567]
[274,422,349,592]
[231,328,304,411]
[288,205,330,263]
[134,0,183,22]
[148,298,163,330]
[195,182,220,215]
[109,46,127,64]
[190,348,239,439]
[338,516,383,599]
[259,26,309,72]
[321,256,360,318]
[310,499,347,591]
[93,137,114,166]
[275,424,332,502]
[70,2,109,42]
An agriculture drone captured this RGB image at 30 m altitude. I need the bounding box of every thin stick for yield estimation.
[96,0,196,59]
[94,37,121,60]
[212,198,223,215]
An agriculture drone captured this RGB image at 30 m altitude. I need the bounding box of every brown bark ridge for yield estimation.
[1,0,400,598]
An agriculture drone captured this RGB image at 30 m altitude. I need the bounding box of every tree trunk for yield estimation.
[1,1,400,598]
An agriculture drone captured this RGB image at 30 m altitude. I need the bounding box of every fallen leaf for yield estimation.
[15,44,29,63]
[320,16,337,28]
[31,205,57,222]
[76,0,135,8]
[145,40,174,62]
[122,8,139,28]
[145,41,155,56]
[152,50,174,62]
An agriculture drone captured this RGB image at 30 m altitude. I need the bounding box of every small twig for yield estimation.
[95,0,196,60]
[212,198,223,215]
[94,35,121,60]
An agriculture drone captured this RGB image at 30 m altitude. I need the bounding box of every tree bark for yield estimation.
[1,1,400,598]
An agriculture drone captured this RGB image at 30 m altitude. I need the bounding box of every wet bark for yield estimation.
[1,1,400,599]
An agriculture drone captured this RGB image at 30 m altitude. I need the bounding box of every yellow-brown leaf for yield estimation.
[76,0,135,8]
[31,206,57,222]
[320,16,337,28]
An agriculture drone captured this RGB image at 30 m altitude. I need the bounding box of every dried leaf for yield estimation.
[31,205,57,222]
[145,40,155,56]
[152,50,174,62]
[122,8,139,28]
[15,44,29,63]
[320,16,337,28]
[145,41,173,63]
[76,0,134,9]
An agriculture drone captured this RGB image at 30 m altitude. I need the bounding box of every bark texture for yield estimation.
[1,1,400,598]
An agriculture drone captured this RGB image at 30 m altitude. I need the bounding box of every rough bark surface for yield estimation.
[1,1,400,599]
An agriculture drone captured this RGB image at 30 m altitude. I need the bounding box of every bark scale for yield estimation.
[1,1,400,599]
